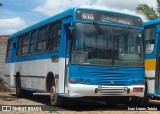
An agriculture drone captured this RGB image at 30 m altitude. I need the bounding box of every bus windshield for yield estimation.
[71,23,144,67]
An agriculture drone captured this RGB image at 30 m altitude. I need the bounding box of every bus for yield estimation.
[144,19,160,98]
[4,8,145,105]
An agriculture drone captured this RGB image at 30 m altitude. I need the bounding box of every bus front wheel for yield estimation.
[50,85,63,105]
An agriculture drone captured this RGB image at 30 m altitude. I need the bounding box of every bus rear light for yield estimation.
[133,87,143,92]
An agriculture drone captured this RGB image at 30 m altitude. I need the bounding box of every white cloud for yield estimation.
[0,17,26,35]
[33,0,96,16]
[33,0,157,21]
[33,0,74,16]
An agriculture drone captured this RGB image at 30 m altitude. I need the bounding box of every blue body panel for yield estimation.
[157,89,160,94]
[148,93,155,97]
[22,87,46,93]
[68,65,144,86]
[144,19,160,27]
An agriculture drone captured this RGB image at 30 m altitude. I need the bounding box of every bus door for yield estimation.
[59,17,73,93]
[156,32,160,95]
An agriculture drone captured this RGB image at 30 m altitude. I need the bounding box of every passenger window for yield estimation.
[37,26,48,53]
[21,33,29,55]
[48,22,61,52]
[17,37,22,56]
[29,31,36,54]
[17,33,29,57]
[6,40,13,59]
[144,26,156,54]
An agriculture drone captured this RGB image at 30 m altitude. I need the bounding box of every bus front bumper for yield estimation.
[67,84,144,98]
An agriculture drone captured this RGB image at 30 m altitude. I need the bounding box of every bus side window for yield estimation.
[21,33,29,56]
[48,22,61,52]
[37,26,48,53]
[6,39,13,59]
[16,33,30,57]
[17,37,22,57]
[29,31,36,54]
[144,26,156,54]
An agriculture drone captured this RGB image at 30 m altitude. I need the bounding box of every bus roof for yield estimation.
[144,18,160,26]
[9,7,142,39]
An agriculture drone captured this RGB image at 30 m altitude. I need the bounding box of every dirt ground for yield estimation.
[0,82,160,114]
[0,82,11,92]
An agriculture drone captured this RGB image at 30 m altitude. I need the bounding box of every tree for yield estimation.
[136,0,160,20]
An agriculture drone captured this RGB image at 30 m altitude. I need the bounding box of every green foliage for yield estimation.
[136,0,160,20]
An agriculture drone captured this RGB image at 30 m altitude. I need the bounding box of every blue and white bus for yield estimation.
[144,19,160,98]
[4,8,145,105]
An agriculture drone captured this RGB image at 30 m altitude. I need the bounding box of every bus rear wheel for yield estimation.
[50,85,63,106]
[16,76,24,98]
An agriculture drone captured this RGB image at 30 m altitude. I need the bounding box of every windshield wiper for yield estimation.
[93,22,105,35]
[92,22,108,47]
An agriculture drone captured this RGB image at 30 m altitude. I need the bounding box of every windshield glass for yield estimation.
[71,23,144,67]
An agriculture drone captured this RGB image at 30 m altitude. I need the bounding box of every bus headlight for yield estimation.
[138,80,141,84]
[86,79,91,84]
[79,78,83,83]
[132,80,135,84]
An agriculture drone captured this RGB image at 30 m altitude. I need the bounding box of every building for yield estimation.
[0,35,8,81]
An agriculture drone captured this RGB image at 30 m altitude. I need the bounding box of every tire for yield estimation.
[139,91,149,105]
[131,83,149,106]
[50,85,63,106]
[140,96,149,106]
[16,76,24,98]
[24,90,33,97]
[140,81,149,105]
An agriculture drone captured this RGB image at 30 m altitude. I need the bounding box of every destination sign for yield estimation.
[100,15,132,25]
[76,9,143,28]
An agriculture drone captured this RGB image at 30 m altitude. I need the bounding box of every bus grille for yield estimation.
[90,72,131,86]
[99,86,127,95]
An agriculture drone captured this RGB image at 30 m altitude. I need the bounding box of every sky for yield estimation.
[0,0,157,35]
